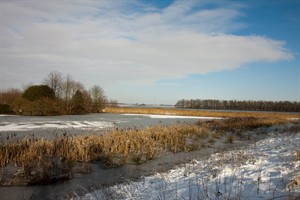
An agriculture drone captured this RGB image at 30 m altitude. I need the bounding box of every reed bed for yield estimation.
[0,123,208,172]
[1,116,297,185]
[101,124,209,165]
[106,107,299,119]
[202,116,289,133]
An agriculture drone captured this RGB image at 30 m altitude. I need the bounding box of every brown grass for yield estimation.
[205,117,289,133]
[0,124,209,169]
[0,117,292,169]
[105,107,299,119]
[1,115,297,185]
[100,124,208,165]
[287,175,300,189]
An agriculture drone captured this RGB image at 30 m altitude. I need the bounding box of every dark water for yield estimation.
[0,113,206,200]
[0,149,216,200]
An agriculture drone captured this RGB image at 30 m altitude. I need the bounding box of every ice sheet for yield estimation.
[0,121,114,131]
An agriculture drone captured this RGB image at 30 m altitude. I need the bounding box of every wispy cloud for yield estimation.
[1,0,293,88]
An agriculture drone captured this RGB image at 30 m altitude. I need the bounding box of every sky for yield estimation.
[1,0,299,104]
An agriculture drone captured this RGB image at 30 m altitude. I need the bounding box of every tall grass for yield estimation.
[1,116,296,185]
[204,117,289,133]
[100,124,209,165]
[0,123,208,172]
[106,107,299,119]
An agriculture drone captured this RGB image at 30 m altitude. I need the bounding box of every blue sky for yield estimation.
[1,0,299,104]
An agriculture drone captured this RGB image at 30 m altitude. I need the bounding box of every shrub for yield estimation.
[0,104,13,114]
[23,85,55,102]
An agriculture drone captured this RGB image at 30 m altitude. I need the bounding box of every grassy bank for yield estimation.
[105,107,299,119]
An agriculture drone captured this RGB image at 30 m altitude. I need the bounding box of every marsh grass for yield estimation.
[0,123,209,184]
[106,107,299,119]
[0,116,293,185]
[213,117,288,132]
[90,123,209,166]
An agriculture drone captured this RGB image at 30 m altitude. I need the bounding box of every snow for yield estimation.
[123,114,223,120]
[0,121,114,131]
[79,132,300,199]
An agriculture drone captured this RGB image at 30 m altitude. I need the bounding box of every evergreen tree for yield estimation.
[23,85,55,101]
[71,90,86,114]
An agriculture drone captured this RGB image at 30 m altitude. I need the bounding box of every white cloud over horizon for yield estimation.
[1,0,294,90]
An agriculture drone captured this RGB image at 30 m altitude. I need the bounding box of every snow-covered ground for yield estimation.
[123,113,223,120]
[79,132,300,200]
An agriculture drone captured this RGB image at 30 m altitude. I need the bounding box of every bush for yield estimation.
[23,85,55,102]
[0,104,13,114]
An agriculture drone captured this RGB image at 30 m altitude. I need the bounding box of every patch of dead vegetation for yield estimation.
[287,175,300,190]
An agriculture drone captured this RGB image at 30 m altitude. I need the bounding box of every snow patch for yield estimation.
[123,114,223,119]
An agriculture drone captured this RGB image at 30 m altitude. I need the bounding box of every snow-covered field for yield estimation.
[79,132,300,200]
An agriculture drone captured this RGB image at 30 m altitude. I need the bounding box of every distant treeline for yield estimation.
[175,99,300,112]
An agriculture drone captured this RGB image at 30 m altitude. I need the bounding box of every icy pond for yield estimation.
[0,113,216,141]
[0,113,217,200]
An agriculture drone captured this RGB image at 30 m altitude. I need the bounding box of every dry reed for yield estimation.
[0,123,208,169]
[106,107,299,119]
[1,115,296,185]
[206,117,289,133]
[0,117,292,169]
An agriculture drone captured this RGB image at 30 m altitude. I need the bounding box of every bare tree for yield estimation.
[60,74,85,114]
[61,74,74,102]
[60,75,84,101]
[43,71,63,98]
[89,85,107,112]
[0,88,22,104]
